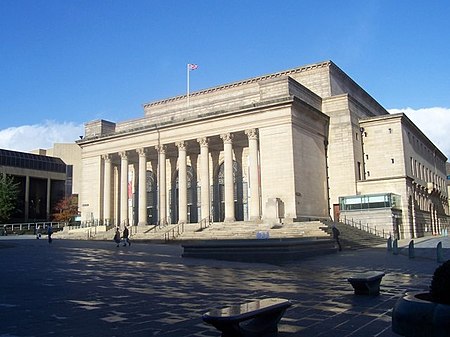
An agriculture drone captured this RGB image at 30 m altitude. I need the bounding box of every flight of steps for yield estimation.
[171,220,330,241]
[55,221,387,250]
[55,221,332,242]
[320,221,386,250]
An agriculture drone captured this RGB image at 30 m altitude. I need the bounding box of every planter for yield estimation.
[392,292,450,337]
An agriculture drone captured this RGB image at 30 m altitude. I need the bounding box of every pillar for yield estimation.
[221,133,235,222]
[198,137,210,221]
[46,178,51,220]
[119,151,128,227]
[24,175,30,221]
[177,142,188,224]
[246,129,261,221]
[137,148,147,226]
[156,145,167,225]
[103,154,112,225]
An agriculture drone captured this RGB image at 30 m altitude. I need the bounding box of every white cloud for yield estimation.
[388,107,450,159]
[0,121,84,152]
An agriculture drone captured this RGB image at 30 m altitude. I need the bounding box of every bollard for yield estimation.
[408,240,415,259]
[437,242,443,263]
[393,239,399,255]
[387,236,392,251]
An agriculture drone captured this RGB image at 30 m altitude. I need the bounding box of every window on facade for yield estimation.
[357,162,362,180]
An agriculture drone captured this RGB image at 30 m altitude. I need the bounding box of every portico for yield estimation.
[95,129,263,227]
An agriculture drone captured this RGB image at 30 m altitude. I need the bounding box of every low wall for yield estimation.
[182,238,336,264]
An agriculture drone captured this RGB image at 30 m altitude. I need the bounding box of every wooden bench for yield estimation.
[347,271,385,295]
[202,298,292,337]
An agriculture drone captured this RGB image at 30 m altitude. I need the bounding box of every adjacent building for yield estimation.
[77,60,449,239]
[0,149,67,222]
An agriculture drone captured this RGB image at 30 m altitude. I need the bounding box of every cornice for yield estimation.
[143,60,331,109]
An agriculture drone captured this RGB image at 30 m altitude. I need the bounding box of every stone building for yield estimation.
[77,60,449,239]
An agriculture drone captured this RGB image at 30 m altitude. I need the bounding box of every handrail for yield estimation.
[342,217,392,239]
[199,216,213,231]
[163,222,185,242]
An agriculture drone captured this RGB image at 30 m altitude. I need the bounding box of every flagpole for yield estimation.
[187,64,190,108]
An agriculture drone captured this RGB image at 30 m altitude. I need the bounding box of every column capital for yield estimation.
[102,154,112,162]
[220,133,233,144]
[136,148,147,157]
[197,137,209,147]
[118,151,128,159]
[155,145,166,154]
[175,141,186,150]
[245,128,258,140]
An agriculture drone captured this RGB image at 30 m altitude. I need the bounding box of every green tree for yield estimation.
[52,195,79,224]
[0,173,20,223]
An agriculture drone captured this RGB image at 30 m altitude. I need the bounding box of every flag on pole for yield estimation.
[187,63,198,108]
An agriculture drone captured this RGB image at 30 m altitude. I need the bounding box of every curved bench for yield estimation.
[202,297,292,337]
[347,271,385,295]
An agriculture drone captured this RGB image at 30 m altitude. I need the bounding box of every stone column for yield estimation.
[156,145,167,225]
[246,129,261,221]
[119,151,128,227]
[137,148,147,226]
[198,137,210,221]
[24,175,30,221]
[103,154,112,225]
[221,133,235,222]
[46,178,51,220]
[176,142,188,224]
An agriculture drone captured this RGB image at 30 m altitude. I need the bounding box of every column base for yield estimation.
[224,217,235,223]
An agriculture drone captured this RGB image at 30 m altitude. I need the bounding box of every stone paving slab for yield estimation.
[0,236,448,337]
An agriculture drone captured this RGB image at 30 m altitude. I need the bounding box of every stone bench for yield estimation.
[202,297,292,337]
[347,271,385,295]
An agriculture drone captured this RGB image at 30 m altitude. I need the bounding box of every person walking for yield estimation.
[47,225,53,244]
[332,224,342,251]
[122,226,131,246]
[114,228,121,247]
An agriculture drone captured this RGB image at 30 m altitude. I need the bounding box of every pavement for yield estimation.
[0,235,449,337]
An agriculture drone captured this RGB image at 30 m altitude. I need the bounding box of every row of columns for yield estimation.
[101,129,261,226]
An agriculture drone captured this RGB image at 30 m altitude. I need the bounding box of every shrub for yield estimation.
[430,260,450,305]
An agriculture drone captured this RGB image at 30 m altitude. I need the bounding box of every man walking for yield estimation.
[332,224,342,251]
[122,226,131,246]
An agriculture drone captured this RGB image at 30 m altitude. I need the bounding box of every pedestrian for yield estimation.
[332,224,342,251]
[122,226,131,246]
[113,228,121,247]
[47,225,53,244]
[36,225,41,239]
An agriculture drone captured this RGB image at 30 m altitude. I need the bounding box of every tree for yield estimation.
[52,195,79,224]
[0,173,20,223]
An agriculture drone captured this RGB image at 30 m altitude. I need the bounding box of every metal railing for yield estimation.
[163,222,185,242]
[1,222,63,233]
[198,216,213,231]
[342,217,392,239]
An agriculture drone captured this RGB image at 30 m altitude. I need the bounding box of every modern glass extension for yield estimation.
[339,193,401,211]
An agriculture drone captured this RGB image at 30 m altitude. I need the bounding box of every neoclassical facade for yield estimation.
[78,61,449,238]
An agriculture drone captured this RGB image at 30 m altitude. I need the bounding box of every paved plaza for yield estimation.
[0,236,449,337]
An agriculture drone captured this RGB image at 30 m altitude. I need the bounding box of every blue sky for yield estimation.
[0,0,449,157]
